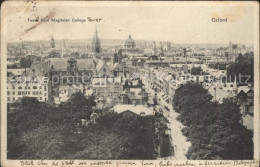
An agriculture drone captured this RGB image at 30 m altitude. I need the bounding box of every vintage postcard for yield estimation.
[1,1,259,167]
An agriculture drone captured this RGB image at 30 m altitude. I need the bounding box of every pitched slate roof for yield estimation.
[49,58,95,71]
[113,104,154,116]
[208,85,233,103]
[96,60,105,73]
[95,60,113,74]
[49,58,67,71]
[26,60,51,76]
[77,59,95,70]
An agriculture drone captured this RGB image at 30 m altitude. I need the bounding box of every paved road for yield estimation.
[142,77,191,160]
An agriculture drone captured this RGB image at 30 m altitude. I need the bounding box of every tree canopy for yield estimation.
[227,52,254,83]
[20,57,33,68]
[8,92,158,159]
[173,83,253,160]
[190,67,203,75]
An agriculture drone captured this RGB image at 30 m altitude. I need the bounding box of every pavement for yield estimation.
[142,76,191,160]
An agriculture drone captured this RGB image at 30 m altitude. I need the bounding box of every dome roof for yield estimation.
[124,35,136,48]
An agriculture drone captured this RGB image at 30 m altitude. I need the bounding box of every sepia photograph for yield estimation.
[1,1,259,166]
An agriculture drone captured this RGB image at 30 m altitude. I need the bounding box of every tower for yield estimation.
[92,26,101,53]
[51,35,55,49]
[152,41,157,55]
[113,48,119,64]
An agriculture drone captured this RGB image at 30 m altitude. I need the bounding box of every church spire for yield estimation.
[92,25,101,53]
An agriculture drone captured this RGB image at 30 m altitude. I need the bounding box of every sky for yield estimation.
[3,1,255,44]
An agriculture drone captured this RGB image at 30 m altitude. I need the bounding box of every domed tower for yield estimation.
[124,35,136,49]
[92,26,101,53]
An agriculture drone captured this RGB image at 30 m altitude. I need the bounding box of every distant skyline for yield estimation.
[4,2,254,44]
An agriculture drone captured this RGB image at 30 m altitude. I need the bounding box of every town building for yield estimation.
[92,77,124,104]
[47,58,95,84]
[54,84,93,105]
[121,78,148,105]
[7,76,50,103]
[113,104,154,116]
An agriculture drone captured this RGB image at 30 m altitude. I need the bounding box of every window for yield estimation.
[33,86,37,89]
[7,97,10,101]
[44,86,47,91]
[18,92,21,95]
[44,93,47,96]
[39,86,42,89]
[18,86,22,89]
[13,91,15,95]
[39,97,42,100]
[12,86,15,89]
[13,97,15,101]
[7,91,10,95]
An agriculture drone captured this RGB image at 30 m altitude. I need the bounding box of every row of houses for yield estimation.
[142,64,254,131]
[7,76,50,103]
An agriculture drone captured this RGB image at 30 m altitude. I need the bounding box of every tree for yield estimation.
[58,92,96,125]
[112,114,157,159]
[190,67,202,75]
[173,82,212,113]
[226,52,254,83]
[7,97,54,159]
[20,57,33,68]
[172,83,253,160]
[20,124,66,159]
[8,94,158,160]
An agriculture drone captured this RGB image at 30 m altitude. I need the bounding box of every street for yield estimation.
[142,76,191,160]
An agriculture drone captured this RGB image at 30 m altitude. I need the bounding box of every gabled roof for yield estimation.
[238,86,250,94]
[113,63,119,69]
[95,60,105,73]
[208,85,232,103]
[96,60,113,74]
[49,58,67,71]
[237,90,246,96]
[247,89,254,93]
[26,60,51,76]
[77,59,95,70]
[113,104,154,116]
